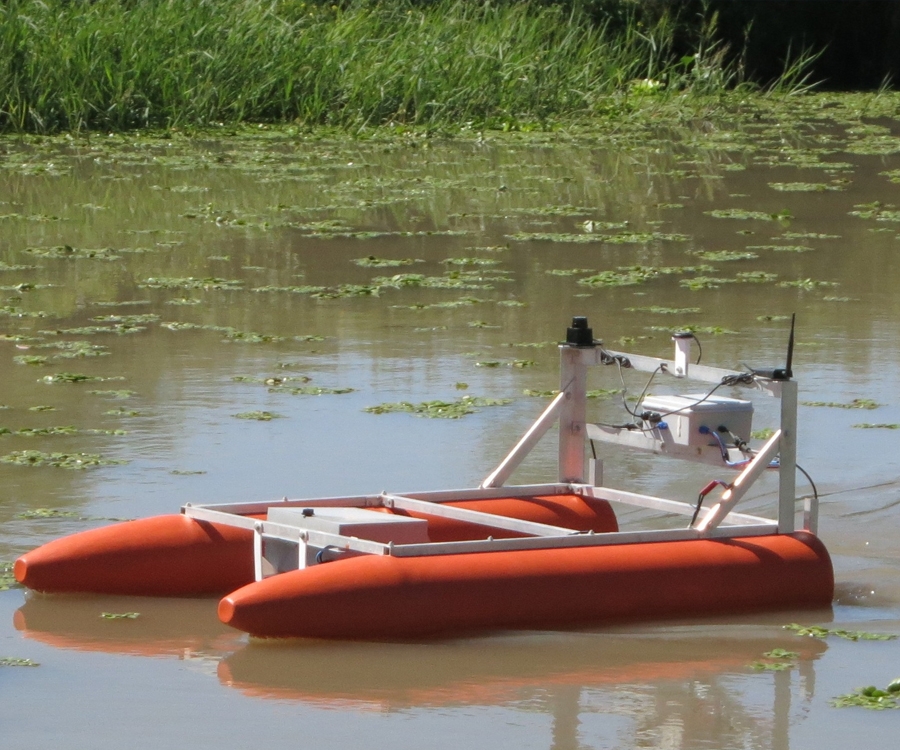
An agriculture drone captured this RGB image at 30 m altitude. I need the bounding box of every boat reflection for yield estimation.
[14,597,829,750]
[14,593,243,657]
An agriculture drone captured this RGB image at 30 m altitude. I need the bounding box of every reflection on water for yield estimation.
[14,592,831,750]
[4,104,900,748]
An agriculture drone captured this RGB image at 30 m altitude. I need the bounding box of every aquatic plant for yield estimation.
[234,411,285,421]
[364,396,511,419]
[832,681,900,710]
[802,399,879,410]
[0,450,127,469]
[784,623,897,641]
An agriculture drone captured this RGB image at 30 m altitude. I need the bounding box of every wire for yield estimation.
[796,462,819,503]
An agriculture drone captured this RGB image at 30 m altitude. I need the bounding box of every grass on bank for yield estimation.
[0,0,811,134]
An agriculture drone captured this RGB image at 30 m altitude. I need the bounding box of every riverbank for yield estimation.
[1,0,810,134]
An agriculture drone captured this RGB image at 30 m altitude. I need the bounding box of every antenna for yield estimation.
[746,313,796,381]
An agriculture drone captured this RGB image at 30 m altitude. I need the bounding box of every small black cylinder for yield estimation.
[566,317,594,347]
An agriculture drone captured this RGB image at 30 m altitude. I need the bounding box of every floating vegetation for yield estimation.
[91,314,159,325]
[40,372,102,384]
[507,231,689,244]
[373,273,482,291]
[781,232,841,239]
[691,251,758,262]
[832,681,900,710]
[13,355,49,366]
[273,386,354,396]
[853,423,900,430]
[442,257,501,266]
[784,623,897,641]
[578,266,699,289]
[88,390,136,399]
[525,387,620,399]
[0,451,127,469]
[34,340,110,358]
[0,658,39,667]
[139,277,243,290]
[680,276,737,290]
[171,470,206,475]
[311,284,381,299]
[25,244,120,260]
[352,256,423,268]
[476,359,536,368]
[802,399,879,410]
[749,648,800,671]
[707,209,791,221]
[581,220,630,232]
[627,306,701,314]
[736,271,778,283]
[545,268,593,276]
[746,244,814,253]
[3,426,78,437]
[777,279,839,290]
[1,561,21,590]
[28,405,55,411]
[768,182,845,192]
[468,321,499,329]
[757,315,792,322]
[233,375,311,386]
[234,411,285,420]
[647,325,737,335]
[752,427,776,440]
[166,297,203,305]
[100,612,140,620]
[364,396,511,419]
[42,324,146,335]
[14,508,79,519]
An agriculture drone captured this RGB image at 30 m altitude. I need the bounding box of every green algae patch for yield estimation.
[853,423,900,430]
[784,623,897,641]
[100,612,140,620]
[707,209,791,221]
[14,508,79,519]
[1,561,22,591]
[140,277,243,290]
[234,411,285,421]
[364,396,512,419]
[0,450,127,469]
[691,251,758,262]
[273,387,354,396]
[627,306,701,315]
[768,182,845,192]
[352,256,423,268]
[0,658,39,667]
[802,399,879,410]
[832,682,900,710]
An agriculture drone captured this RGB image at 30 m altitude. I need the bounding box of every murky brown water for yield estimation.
[3,104,900,748]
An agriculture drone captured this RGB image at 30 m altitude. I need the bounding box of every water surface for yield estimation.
[3,101,900,747]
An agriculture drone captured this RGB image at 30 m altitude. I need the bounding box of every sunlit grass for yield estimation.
[0,0,800,133]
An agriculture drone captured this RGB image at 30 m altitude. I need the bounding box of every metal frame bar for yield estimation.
[178,326,815,571]
[481,391,567,488]
[380,493,579,537]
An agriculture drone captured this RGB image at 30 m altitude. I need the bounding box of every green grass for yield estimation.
[0,0,784,133]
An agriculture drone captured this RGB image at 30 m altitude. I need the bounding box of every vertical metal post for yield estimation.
[558,346,587,483]
[778,380,798,533]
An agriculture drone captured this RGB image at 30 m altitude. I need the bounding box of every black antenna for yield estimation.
[783,312,795,376]
[746,313,795,381]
